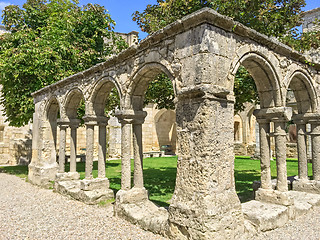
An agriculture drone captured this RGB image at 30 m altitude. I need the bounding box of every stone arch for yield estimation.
[64,88,85,119]
[88,77,122,116]
[125,62,176,110]
[285,70,317,114]
[229,51,282,109]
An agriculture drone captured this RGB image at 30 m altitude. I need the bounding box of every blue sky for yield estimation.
[0,0,319,39]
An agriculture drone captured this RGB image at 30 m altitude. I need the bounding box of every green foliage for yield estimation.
[133,0,305,38]
[234,66,259,114]
[0,0,126,126]
[144,73,175,110]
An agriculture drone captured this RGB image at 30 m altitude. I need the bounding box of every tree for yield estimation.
[133,0,317,113]
[0,0,127,127]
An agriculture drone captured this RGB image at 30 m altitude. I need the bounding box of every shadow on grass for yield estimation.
[235,169,260,203]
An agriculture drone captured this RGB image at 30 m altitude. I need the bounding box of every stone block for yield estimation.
[80,178,110,191]
[292,179,320,194]
[242,200,289,231]
[55,172,80,181]
[115,187,148,204]
[255,188,294,206]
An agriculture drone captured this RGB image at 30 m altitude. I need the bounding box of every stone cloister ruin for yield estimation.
[29,8,320,240]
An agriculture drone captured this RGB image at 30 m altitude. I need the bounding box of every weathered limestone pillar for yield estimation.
[293,115,308,180]
[132,112,147,188]
[273,117,288,192]
[254,116,272,189]
[69,120,80,173]
[98,117,109,178]
[310,120,320,181]
[83,116,96,180]
[58,122,68,173]
[115,115,132,190]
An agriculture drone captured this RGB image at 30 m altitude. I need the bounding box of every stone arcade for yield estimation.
[29,8,320,240]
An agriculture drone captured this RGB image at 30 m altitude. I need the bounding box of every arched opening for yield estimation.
[232,52,281,203]
[43,97,60,165]
[285,71,317,184]
[128,63,177,207]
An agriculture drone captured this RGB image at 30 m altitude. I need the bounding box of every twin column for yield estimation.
[254,107,292,192]
[115,110,147,190]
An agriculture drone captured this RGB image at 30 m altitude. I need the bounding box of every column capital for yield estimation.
[83,115,109,126]
[292,114,306,125]
[254,107,292,122]
[57,119,69,128]
[115,109,147,125]
[303,113,320,125]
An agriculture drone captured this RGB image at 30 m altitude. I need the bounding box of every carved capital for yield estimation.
[115,109,147,125]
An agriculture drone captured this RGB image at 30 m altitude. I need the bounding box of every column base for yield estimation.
[56,172,80,181]
[28,163,58,188]
[54,178,114,205]
[255,188,294,206]
[114,187,169,236]
[292,179,320,194]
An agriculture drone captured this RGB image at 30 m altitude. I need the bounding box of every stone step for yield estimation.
[242,200,289,232]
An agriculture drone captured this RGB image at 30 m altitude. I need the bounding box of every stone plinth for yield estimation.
[54,179,114,205]
[28,163,58,188]
[292,179,320,194]
[80,178,110,191]
[114,188,169,236]
[56,172,80,181]
[255,188,294,206]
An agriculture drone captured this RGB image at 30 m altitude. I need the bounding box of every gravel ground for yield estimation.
[1,173,320,240]
[0,173,167,240]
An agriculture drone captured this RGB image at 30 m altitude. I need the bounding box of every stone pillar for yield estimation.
[293,116,308,180]
[69,120,80,173]
[83,116,96,180]
[119,120,132,190]
[58,123,68,173]
[255,118,272,189]
[310,120,320,181]
[273,118,288,192]
[98,118,109,178]
[132,113,147,188]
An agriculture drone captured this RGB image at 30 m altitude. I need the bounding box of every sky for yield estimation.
[0,0,319,39]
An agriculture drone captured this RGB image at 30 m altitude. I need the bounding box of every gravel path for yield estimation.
[0,173,167,240]
[1,173,320,240]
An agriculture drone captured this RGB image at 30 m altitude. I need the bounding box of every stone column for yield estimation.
[293,116,308,180]
[83,116,96,180]
[132,113,147,188]
[273,118,288,192]
[119,119,132,190]
[69,120,80,173]
[255,118,272,189]
[98,118,109,178]
[58,123,68,173]
[310,120,320,181]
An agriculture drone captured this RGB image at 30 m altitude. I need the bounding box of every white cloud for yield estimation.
[0,2,11,11]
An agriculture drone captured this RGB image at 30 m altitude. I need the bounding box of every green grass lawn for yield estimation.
[0,156,313,206]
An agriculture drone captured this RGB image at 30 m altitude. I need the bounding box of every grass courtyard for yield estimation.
[0,156,313,206]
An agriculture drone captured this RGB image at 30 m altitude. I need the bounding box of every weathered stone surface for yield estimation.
[292,179,320,195]
[56,172,80,181]
[114,188,169,236]
[242,200,289,232]
[29,7,320,240]
[54,180,114,205]
[80,178,110,191]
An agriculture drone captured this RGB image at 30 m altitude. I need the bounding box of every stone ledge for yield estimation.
[255,188,294,206]
[56,172,80,181]
[80,178,110,191]
[114,188,169,236]
[292,179,320,194]
[54,180,114,205]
